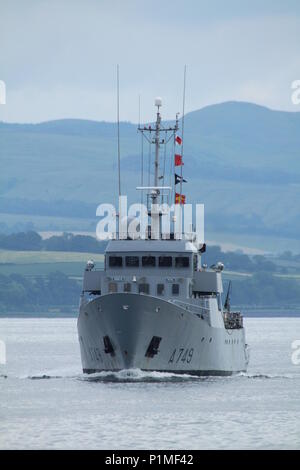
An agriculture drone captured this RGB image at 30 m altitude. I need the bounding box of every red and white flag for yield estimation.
[175,135,182,145]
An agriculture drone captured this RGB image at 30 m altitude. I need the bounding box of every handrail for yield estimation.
[107,232,197,241]
[168,298,210,315]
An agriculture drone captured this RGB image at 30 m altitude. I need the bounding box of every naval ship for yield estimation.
[77,98,249,375]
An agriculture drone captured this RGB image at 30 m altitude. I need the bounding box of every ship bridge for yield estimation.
[82,237,223,305]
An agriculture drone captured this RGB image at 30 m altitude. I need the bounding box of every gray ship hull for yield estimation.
[77,293,248,375]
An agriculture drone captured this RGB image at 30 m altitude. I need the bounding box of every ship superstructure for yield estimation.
[77,98,249,375]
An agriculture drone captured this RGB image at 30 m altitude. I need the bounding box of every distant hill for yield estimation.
[0,101,300,244]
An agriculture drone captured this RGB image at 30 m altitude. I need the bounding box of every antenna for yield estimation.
[138,94,141,128]
[139,94,144,206]
[179,65,187,203]
[115,65,122,240]
[117,64,121,198]
[224,281,232,312]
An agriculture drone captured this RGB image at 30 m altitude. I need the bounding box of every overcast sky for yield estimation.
[1,0,300,123]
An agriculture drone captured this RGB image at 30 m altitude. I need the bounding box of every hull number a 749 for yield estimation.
[168,348,194,364]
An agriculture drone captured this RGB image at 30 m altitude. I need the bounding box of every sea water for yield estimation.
[0,317,299,449]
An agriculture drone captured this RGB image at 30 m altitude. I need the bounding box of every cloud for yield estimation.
[1,0,300,122]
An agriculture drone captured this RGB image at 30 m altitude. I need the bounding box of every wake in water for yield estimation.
[19,368,213,383]
[79,368,202,383]
[238,371,296,380]
[1,367,296,382]
[17,369,298,383]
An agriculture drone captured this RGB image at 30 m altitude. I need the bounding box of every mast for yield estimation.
[180,65,186,205]
[153,97,162,204]
[137,98,179,239]
[117,64,121,199]
[116,65,121,239]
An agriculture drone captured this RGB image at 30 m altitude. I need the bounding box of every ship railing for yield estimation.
[108,232,198,241]
[168,299,210,320]
[223,311,243,329]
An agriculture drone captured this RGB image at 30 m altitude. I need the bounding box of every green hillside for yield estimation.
[1,101,300,250]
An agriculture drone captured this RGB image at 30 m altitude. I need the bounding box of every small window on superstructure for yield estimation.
[139,283,149,294]
[157,284,165,296]
[108,282,118,293]
[109,256,123,267]
[159,256,172,267]
[142,256,156,267]
[124,283,131,293]
[125,256,139,267]
[172,284,179,295]
[175,257,190,268]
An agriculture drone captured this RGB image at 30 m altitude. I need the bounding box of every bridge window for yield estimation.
[157,283,165,296]
[172,283,179,295]
[125,256,139,267]
[109,256,123,267]
[108,282,118,293]
[124,283,131,293]
[142,256,156,267]
[139,283,149,294]
[175,257,190,268]
[159,256,172,267]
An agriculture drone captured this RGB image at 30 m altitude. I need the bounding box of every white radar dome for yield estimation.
[155,97,162,107]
